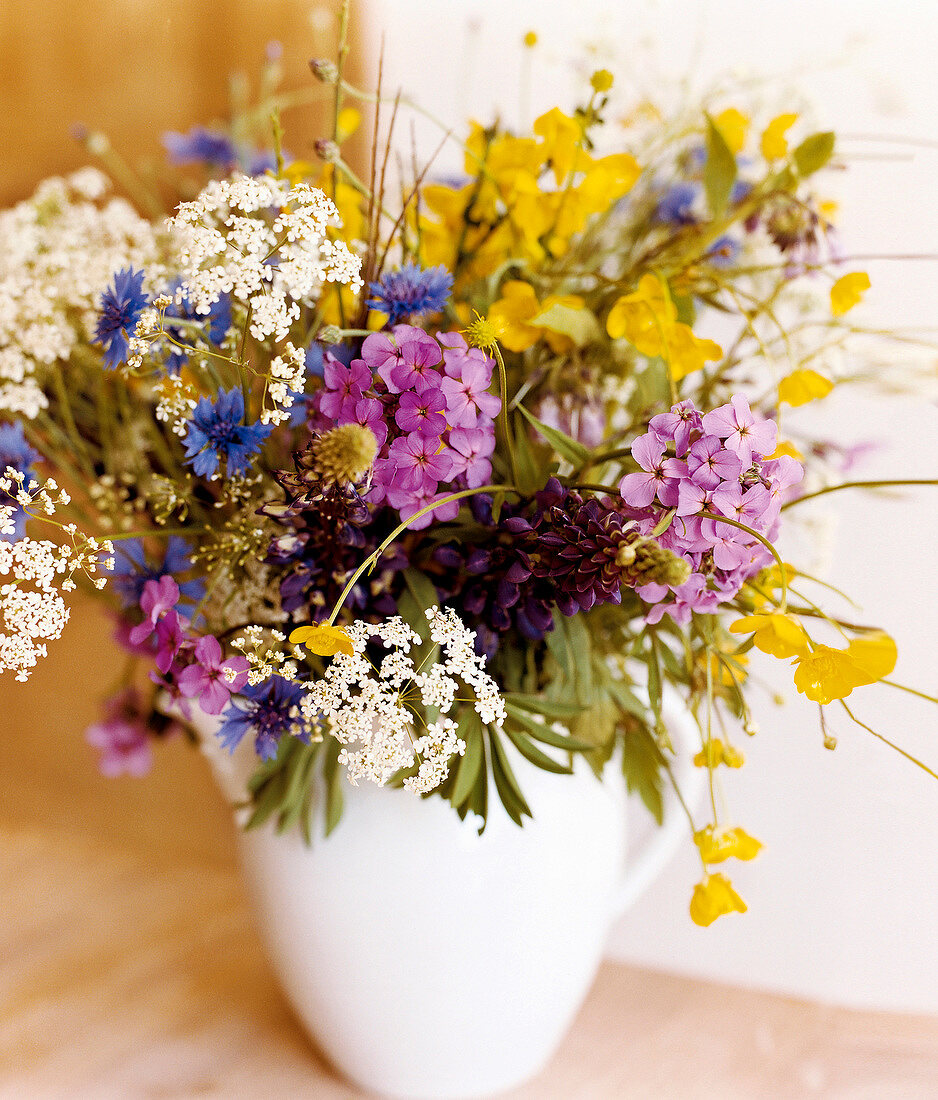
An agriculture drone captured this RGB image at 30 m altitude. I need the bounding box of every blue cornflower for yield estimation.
[0,421,40,541]
[106,536,204,608]
[183,388,273,479]
[367,263,453,325]
[217,675,307,761]
[654,182,700,226]
[706,235,741,268]
[162,127,237,170]
[95,267,149,369]
[162,282,233,374]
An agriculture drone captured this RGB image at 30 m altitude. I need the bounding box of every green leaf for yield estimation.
[489,727,532,825]
[704,115,737,218]
[321,737,345,837]
[449,711,484,807]
[646,630,663,729]
[792,131,835,177]
[505,694,584,720]
[505,705,593,751]
[511,411,544,495]
[403,567,440,614]
[529,303,601,348]
[516,403,591,467]
[504,726,573,774]
[621,720,666,825]
[276,741,320,834]
[606,679,649,721]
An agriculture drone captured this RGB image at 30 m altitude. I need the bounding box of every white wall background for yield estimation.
[362,0,938,1013]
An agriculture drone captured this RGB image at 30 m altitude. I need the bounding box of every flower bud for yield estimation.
[314,138,340,164]
[317,325,343,345]
[309,424,378,486]
[309,58,339,83]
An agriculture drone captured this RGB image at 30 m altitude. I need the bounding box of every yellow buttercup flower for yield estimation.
[488,281,542,352]
[336,107,361,144]
[665,323,723,382]
[290,622,355,657]
[689,873,747,927]
[760,113,799,160]
[729,613,810,659]
[694,825,763,864]
[792,631,897,705]
[693,738,745,768]
[830,271,871,316]
[713,108,750,155]
[533,107,584,184]
[606,273,676,356]
[767,440,804,461]
[778,368,834,407]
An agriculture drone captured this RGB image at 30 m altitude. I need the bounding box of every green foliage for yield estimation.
[516,403,591,467]
[793,131,835,177]
[621,718,666,825]
[704,115,738,217]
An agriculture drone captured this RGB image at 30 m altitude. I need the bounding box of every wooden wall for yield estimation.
[0,0,358,204]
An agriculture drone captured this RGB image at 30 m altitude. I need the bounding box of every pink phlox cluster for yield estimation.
[618,397,803,624]
[311,325,500,529]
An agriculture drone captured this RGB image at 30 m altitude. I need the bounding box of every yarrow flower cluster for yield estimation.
[299,607,504,793]
[166,175,363,343]
[311,325,501,528]
[618,397,803,623]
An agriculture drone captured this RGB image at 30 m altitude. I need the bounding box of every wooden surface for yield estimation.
[3,601,938,1097]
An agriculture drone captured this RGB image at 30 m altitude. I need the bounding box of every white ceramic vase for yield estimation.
[199,700,703,1100]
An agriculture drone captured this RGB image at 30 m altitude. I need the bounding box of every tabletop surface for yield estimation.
[3,598,938,1099]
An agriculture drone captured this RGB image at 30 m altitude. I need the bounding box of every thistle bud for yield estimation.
[314,138,340,164]
[616,531,691,588]
[317,325,343,345]
[309,58,339,84]
[309,424,378,486]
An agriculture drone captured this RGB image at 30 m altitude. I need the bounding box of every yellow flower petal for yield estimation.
[665,323,723,381]
[488,281,542,352]
[695,825,763,864]
[760,112,799,161]
[690,873,748,927]
[778,369,834,407]
[713,108,750,155]
[830,271,870,316]
[606,273,675,354]
[533,107,583,184]
[729,613,810,659]
[336,107,361,143]
[289,622,355,657]
[767,440,804,461]
[846,631,897,687]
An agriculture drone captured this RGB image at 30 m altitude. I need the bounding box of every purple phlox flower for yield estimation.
[154,609,190,675]
[338,396,388,450]
[162,282,232,374]
[105,536,203,608]
[448,426,495,488]
[700,517,751,571]
[618,433,686,509]
[646,574,722,626]
[701,395,777,465]
[217,675,307,761]
[396,488,461,531]
[688,434,743,490]
[0,421,40,541]
[94,267,149,370]
[676,478,715,518]
[183,387,273,478]
[148,669,193,720]
[362,326,441,393]
[649,400,702,458]
[177,634,250,716]
[440,355,500,428]
[387,434,454,494]
[129,575,180,646]
[708,481,743,518]
[655,182,700,226]
[319,357,373,420]
[85,688,152,777]
[367,262,454,325]
[394,378,448,436]
[733,483,773,526]
[163,127,237,169]
[762,454,804,503]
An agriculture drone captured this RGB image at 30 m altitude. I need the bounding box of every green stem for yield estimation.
[783,479,938,510]
[491,343,520,487]
[881,679,938,706]
[840,700,938,783]
[325,484,518,625]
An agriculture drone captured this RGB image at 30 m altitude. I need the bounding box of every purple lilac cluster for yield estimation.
[619,396,803,625]
[311,325,500,529]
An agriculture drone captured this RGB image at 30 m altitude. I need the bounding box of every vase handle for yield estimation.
[609,699,706,919]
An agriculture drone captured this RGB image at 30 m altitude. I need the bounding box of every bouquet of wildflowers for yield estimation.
[3,29,935,927]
